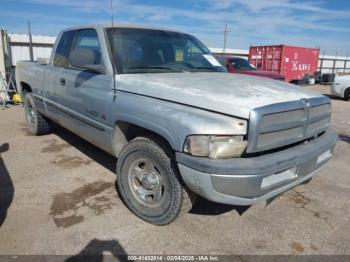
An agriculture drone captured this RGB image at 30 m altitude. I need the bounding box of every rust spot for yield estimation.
[41,139,71,153]
[291,241,305,253]
[51,154,92,169]
[50,181,115,228]
[310,244,319,251]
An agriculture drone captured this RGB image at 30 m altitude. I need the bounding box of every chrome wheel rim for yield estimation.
[26,103,35,124]
[128,158,165,207]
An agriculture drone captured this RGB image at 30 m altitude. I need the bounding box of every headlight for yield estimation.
[183,135,247,159]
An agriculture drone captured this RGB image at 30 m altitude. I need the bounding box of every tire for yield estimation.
[116,137,196,225]
[344,88,350,101]
[24,93,52,135]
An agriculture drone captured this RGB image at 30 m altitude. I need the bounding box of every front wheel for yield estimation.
[116,137,196,225]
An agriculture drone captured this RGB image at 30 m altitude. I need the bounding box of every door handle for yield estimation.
[59,78,66,86]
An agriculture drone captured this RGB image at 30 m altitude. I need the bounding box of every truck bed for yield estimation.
[16,61,47,97]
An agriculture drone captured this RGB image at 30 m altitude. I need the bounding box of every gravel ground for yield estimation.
[0,84,349,258]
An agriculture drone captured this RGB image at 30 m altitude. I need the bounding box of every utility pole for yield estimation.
[110,0,115,27]
[28,20,33,62]
[223,23,231,54]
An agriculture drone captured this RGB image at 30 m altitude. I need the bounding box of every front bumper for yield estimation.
[176,129,338,205]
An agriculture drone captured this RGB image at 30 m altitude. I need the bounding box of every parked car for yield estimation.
[331,74,350,100]
[215,55,285,80]
[16,24,338,225]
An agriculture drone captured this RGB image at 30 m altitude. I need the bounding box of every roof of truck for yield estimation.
[61,23,185,34]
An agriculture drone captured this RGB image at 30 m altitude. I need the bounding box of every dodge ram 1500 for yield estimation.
[16,24,338,225]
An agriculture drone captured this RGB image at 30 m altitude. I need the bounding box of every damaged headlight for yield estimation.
[183,135,247,159]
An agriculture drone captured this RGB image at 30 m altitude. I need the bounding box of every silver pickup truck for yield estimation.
[16,24,338,225]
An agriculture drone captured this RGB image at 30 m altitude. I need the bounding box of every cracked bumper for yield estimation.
[176,129,338,205]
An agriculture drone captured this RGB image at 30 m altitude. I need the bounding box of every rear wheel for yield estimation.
[116,137,196,225]
[344,88,350,101]
[24,93,52,135]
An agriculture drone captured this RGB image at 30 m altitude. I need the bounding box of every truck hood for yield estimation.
[237,70,284,80]
[116,72,323,119]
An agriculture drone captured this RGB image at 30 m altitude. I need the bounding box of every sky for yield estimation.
[0,0,349,55]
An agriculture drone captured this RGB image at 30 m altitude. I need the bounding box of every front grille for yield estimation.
[306,117,330,135]
[257,126,304,147]
[260,109,305,128]
[309,103,331,118]
[247,97,331,153]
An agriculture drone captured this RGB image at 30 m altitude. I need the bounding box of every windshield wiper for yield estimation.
[192,66,217,71]
[127,66,181,71]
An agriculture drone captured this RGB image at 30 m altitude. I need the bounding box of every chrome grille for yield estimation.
[247,97,331,153]
[260,109,305,128]
[258,126,304,147]
[306,118,330,135]
[309,104,331,119]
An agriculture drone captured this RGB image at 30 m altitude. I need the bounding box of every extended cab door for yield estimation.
[44,30,75,120]
[54,28,114,151]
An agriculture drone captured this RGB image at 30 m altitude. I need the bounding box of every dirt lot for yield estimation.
[0,85,349,257]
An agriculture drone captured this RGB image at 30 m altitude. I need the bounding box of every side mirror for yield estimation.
[83,64,106,75]
[69,48,105,74]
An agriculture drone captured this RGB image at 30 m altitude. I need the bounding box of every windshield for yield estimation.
[230,58,256,71]
[106,28,226,74]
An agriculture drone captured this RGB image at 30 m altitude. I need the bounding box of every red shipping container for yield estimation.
[249,45,320,82]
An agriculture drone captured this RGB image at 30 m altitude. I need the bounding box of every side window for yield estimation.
[231,58,245,70]
[53,31,75,68]
[70,29,102,66]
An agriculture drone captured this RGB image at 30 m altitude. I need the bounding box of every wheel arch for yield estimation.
[112,118,177,158]
[20,82,33,97]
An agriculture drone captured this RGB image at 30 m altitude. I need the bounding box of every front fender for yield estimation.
[111,92,247,152]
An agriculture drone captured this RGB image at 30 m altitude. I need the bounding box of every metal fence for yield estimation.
[8,33,55,66]
[318,55,350,74]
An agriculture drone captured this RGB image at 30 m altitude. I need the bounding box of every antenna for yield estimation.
[109,0,117,97]
[222,23,231,54]
[28,20,34,62]
[110,0,114,27]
